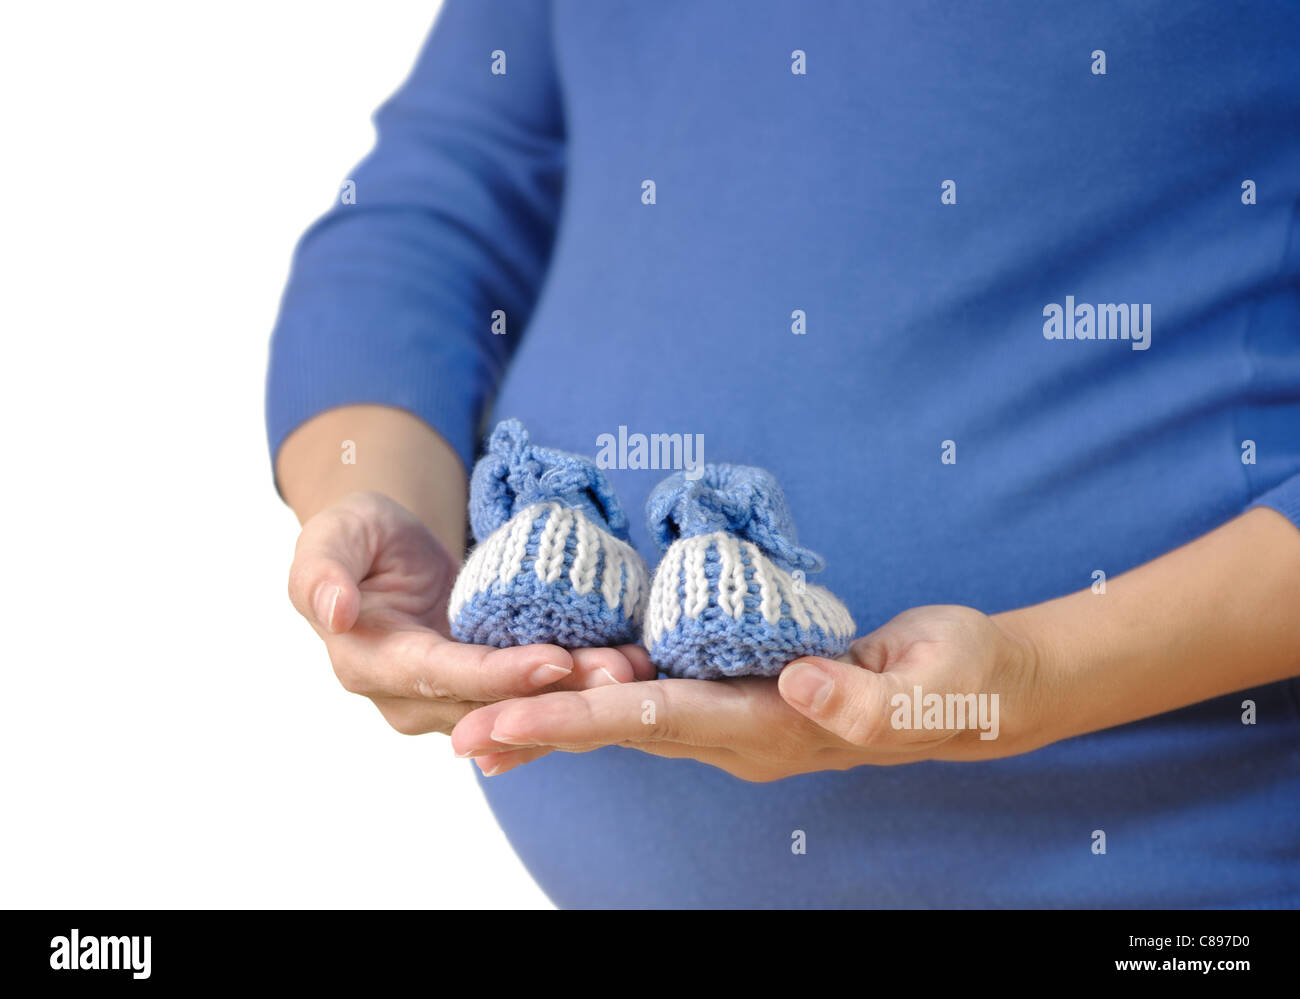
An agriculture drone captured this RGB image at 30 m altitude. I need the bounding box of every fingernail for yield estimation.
[598,666,622,686]
[529,663,572,687]
[476,760,502,777]
[489,726,532,746]
[780,661,832,712]
[314,584,340,631]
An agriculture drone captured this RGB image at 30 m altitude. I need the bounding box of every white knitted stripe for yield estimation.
[621,567,637,619]
[569,513,600,595]
[682,535,710,620]
[714,534,746,619]
[747,542,783,626]
[663,543,685,634]
[644,571,661,644]
[643,536,852,644]
[447,551,478,621]
[531,503,558,582]
[809,583,836,635]
[714,535,735,617]
[599,531,622,609]
[620,544,645,620]
[497,504,537,587]
[837,594,855,637]
[449,528,497,621]
[777,565,813,631]
[475,525,504,590]
[817,584,856,638]
[802,583,848,638]
[469,522,507,594]
[450,502,654,631]
[534,505,572,584]
[765,561,790,626]
[645,557,664,644]
[798,572,827,633]
[647,541,685,644]
[814,585,849,637]
[449,506,527,619]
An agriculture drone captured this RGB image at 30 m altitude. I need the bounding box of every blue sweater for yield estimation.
[267,1,1300,907]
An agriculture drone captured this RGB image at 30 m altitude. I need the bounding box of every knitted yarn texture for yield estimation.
[643,465,855,678]
[449,419,649,648]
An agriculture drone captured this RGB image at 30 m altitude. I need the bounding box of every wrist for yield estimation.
[276,404,469,554]
[991,603,1071,753]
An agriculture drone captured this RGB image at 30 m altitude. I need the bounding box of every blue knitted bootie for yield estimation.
[449,419,649,648]
[643,465,855,679]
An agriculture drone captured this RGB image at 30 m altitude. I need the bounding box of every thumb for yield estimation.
[288,510,372,635]
[778,656,902,747]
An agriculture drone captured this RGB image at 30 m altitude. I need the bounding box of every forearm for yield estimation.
[998,506,1300,746]
[275,404,468,557]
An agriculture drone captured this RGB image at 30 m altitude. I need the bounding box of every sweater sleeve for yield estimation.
[1247,473,1300,529]
[264,0,564,484]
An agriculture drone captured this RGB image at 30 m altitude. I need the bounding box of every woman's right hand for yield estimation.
[287,490,655,744]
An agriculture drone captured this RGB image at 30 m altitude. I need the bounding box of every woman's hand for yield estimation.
[450,507,1300,780]
[287,490,655,738]
[449,604,1046,781]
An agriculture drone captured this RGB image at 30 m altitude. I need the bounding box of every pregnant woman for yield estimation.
[267,1,1300,907]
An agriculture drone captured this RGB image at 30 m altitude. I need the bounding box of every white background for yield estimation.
[0,0,552,908]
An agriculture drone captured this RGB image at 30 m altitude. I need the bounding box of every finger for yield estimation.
[465,738,741,779]
[847,636,887,672]
[568,646,640,687]
[847,628,895,673]
[326,627,576,701]
[617,644,659,682]
[371,695,483,736]
[621,741,739,764]
[288,506,378,634]
[449,677,816,756]
[625,742,791,781]
[778,657,953,750]
[362,644,639,705]
[469,741,737,779]
[638,739,940,775]
[468,746,554,777]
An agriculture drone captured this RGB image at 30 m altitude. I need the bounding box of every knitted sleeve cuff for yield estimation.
[264,286,499,495]
[1245,472,1300,531]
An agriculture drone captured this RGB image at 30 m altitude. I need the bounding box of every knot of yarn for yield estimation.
[645,464,825,574]
[469,419,629,542]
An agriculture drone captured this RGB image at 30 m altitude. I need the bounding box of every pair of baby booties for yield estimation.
[448,420,855,679]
